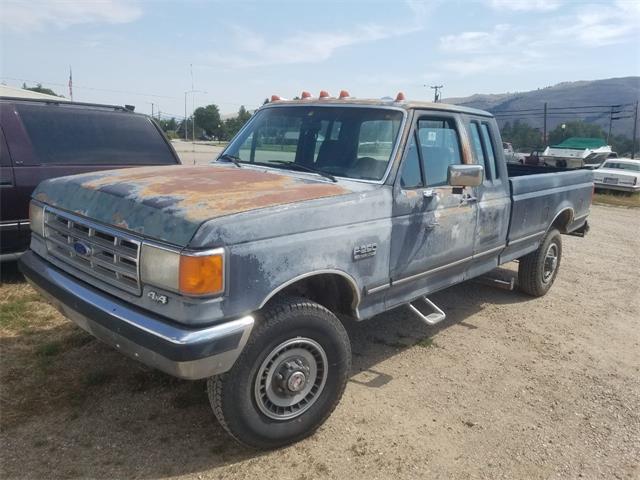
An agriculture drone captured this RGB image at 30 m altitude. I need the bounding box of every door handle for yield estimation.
[423,189,438,199]
[460,194,477,204]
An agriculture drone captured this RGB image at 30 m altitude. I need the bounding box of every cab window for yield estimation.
[399,135,423,189]
[417,118,462,187]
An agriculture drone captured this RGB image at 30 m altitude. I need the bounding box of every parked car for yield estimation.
[520,150,545,166]
[593,158,640,192]
[19,94,592,449]
[0,97,181,260]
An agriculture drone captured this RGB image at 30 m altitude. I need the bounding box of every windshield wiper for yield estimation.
[268,161,337,182]
[218,153,242,168]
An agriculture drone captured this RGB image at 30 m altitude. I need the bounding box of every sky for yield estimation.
[1,0,639,118]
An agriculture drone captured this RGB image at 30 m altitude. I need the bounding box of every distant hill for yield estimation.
[445,77,639,138]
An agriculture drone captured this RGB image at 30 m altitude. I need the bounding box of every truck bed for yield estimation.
[500,164,593,263]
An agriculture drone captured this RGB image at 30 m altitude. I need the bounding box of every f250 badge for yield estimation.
[353,243,377,260]
[147,291,168,305]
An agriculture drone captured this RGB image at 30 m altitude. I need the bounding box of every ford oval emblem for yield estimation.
[73,241,91,257]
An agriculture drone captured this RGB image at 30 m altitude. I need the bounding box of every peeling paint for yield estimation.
[33,164,351,246]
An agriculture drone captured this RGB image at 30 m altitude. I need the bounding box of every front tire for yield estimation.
[518,228,562,297]
[208,297,351,449]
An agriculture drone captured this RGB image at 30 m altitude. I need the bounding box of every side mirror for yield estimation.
[448,164,484,187]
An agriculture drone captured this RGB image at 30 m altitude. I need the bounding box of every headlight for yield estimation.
[140,244,224,296]
[29,202,44,237]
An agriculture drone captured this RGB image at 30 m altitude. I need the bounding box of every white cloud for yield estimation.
[0,0,142,32]
[439,1,640,76]
[201,0,429,69]
[486,0,562,12]
[206,22,422,69]
[439,24,512,53]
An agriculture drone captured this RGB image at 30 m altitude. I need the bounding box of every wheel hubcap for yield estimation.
[543,243,558,283]
[254,338,328,420]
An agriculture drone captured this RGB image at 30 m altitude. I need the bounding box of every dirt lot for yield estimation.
[172,140,225,165]
[1,205,639,480]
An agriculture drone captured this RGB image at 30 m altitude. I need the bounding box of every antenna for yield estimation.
[430,85,443,103]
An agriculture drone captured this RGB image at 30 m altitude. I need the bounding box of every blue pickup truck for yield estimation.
[19,95,592,448]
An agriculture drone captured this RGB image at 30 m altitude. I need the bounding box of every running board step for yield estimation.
[474,274,515,291]
[408,296,446,326]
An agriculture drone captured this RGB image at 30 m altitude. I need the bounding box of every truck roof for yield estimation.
[263,97,494,118]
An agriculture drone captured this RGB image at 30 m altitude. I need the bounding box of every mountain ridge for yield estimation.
[445,77,639,138]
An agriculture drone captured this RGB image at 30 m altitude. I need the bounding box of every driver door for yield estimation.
[388,112,478,306]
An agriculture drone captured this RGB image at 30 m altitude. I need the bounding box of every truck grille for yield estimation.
[43,207,142,295]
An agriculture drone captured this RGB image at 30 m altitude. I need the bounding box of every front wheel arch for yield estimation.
[259,271,361,319]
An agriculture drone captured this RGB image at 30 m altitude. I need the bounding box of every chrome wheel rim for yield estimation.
[254,337,328,420]
[543,243,559,283]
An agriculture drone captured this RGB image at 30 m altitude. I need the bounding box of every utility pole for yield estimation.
[430,85,443,103]
[68,65,73,101]
[607,105,613,143]
[151,102,154,118]
[607,105,622,143]
[543,102,547,145]
[632,100,639,159]
[184,92,188,141]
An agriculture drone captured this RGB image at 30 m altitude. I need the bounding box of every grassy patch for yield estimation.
[369,336,408,349]
[36,341,63,357]
[417,337,437,349]
[83,370,117,387]
[593,191,640,208]
[0,293,43,331]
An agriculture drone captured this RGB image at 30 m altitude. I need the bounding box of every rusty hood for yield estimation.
[33,164,352,246]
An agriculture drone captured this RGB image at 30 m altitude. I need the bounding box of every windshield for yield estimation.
[220,106,404,181]
[603,161,640,172]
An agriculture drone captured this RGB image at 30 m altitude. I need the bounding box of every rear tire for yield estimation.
[518,228,562,297]
[208,296,351,449]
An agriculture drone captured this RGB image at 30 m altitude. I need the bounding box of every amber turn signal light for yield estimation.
[179,253,224,296]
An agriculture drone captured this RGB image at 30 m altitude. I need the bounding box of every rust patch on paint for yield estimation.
[80,165,351,222]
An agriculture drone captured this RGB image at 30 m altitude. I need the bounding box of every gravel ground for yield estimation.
[172,140,224,165]
[1,205,638,480]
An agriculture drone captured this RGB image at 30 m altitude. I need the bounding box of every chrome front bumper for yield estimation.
[19,251,254,380]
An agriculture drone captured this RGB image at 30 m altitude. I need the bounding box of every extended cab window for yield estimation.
[16,104,177,165]
[223,106,403,181]
[469,122,485,166]
[480,123,498,180]
[417,118,462,187]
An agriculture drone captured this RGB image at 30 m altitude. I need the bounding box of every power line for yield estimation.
[2,76,178,99]
[490,102,636,115]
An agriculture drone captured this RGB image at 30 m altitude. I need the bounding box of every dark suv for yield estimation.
[0,97,181,260]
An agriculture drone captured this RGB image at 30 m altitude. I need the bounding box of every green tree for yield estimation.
[177,117,206,140]
[609,134,634,156]
[499,121,544,151]
[22,82,62,97]
[221,105,253,140]
[193,104,222,138]
[156,117,177,132]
